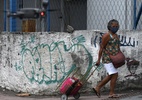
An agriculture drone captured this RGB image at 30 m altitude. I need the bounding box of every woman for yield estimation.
[93,19,120,98]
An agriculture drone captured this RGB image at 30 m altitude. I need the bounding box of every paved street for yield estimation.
[120,95,142,100]
[0,88,141,100]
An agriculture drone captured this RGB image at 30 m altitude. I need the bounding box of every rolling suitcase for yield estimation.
[58,63,103,100]
[60,77,82,100]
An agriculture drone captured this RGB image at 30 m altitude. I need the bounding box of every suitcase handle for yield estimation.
[81,62,103,84]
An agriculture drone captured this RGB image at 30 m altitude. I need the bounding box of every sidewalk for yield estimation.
[0,88,141,100]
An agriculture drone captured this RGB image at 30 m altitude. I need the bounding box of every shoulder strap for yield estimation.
[109,34,113,39]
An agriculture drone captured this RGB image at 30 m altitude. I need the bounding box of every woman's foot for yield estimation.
[92,88,101,98]
[108,94,119,98]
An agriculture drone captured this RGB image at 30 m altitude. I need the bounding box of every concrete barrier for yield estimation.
[0,30,141,95]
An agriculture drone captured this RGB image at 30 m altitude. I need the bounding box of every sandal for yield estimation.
[92,88,101,98]
[108,94,119,98]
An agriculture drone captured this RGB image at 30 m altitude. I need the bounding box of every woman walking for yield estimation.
[93,19,120,98]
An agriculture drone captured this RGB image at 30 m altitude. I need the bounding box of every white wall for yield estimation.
[0,30,142,95]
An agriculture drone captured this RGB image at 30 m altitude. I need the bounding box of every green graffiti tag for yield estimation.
[15,34,94,85]
[14,62,22,71]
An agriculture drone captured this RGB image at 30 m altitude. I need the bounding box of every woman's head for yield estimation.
[107,19,119,33]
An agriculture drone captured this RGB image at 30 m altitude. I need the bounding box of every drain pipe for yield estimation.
[10,0,17,32]
[133,0,136,29]
[4,0,7,31]
[135,3,142,28]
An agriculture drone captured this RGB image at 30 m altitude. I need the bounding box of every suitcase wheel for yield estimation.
[61,94,68,100]
[73,92,80,99]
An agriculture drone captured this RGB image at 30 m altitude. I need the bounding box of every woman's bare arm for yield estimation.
[96,33,110,66]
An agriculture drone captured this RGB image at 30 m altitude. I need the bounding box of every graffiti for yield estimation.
[13,32,140,85]
[91,32,103,47]
[91,32,140,78]
[15,34,93,85]
[92,33,138,47]
[72,35,86,44]
[125,58,140,78]
[15,62,22,71]
[120,36,138,47]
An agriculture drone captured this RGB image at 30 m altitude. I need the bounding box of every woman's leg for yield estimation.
[109,73,118,95]
[95,74,112,93]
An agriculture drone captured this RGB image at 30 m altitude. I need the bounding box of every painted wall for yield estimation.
[0,30,142,95]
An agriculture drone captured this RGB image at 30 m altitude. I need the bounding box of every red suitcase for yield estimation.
[58,63,101,100]
[60,77,82,100]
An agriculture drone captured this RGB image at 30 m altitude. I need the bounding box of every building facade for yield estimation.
[0,0,141,32]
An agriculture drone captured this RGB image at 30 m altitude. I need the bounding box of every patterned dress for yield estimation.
[102,34,120,63]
